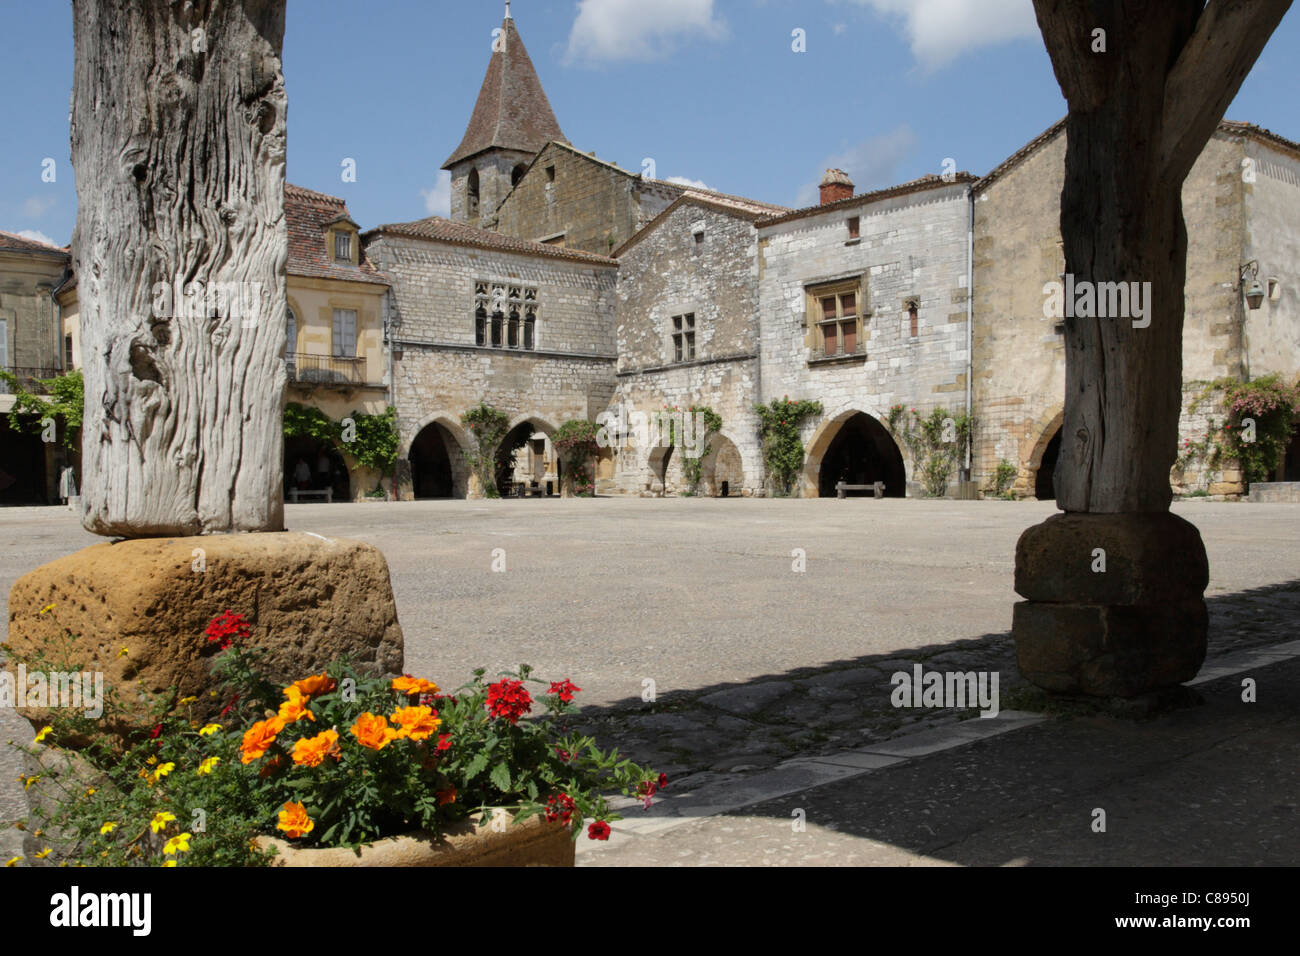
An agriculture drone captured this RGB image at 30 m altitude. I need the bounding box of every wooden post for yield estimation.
[71,0,288,536]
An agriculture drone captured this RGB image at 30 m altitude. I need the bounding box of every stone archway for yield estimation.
[803,410,905,498]
[496,416,558,496]
[647,444,675,495]
[701,433,744,497]
[406,414,472,499]
[1024,407,1065,500]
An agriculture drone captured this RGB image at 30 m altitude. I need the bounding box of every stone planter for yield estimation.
[256,812,574,867]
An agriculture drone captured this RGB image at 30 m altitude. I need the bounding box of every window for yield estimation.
[332,309,357,358]
[545,165,556,183]
[334,231,352,262]
[512,164,527,187]
[808,280,862,357]
[672,313,696,362]
[468,169,480,217]
[475,280,538,350]
[908,301,919,338]
[64,333,74,369]
[847,217,860,239]
[0,318,8,369]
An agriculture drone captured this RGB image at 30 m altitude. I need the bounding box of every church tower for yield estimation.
[443,3,567,228]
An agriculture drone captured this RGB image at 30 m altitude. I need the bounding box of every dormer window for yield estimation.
[334,231,352,262]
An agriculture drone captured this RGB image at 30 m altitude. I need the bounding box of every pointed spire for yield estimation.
[442,11,565,169]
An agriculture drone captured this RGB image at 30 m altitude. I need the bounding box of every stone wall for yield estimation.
[612,200,765,495]
[449,148,534,230]
[756,183,973,496]
[364,230,618,497]
[1242,138,1300,382]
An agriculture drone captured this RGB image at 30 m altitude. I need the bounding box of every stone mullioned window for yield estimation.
[474,280,538,351]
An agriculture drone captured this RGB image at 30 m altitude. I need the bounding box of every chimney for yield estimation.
[819,169,854,205]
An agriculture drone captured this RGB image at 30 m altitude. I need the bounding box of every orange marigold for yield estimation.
[436,786,457,806]
[350,712,400,751]
[240,717,285,764]
[392,675,440,696]
[259,755,287,778]
[291,729,341,768]
[390,705,442,742]
[289,673,337,699]
[276,801,314,839]
[277,687,315,724]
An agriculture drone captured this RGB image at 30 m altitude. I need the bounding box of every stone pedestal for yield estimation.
[1012,512,1208,697]
[5,532,404,738]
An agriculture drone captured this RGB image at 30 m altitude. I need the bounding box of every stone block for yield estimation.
[5,532,404,738]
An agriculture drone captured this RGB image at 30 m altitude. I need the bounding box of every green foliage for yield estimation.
[344,406,400,482]
[553,419,600,496]
[0,369,83,449]
[992,459,1018,498]
[460,402,511,497]
[887,405,972,498]
[754,397,823,496]
[673,405,724,494]
[1222,375,1300,483]
[283,402,341,444]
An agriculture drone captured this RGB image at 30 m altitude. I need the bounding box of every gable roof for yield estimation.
[286,184,389,286]
[756,173,977,229]
[0,230,69,258]
[613,194,770,258]
[442,15,566,169]
[363,215,617,267]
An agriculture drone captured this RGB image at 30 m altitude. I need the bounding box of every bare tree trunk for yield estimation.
[1013,0,1290,697]
[72,0,288,536]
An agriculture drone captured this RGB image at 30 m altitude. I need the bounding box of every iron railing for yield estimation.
[286,352,369,386]
[0,366,62,394]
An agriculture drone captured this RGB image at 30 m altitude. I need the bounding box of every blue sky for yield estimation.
[2,0,1296,247]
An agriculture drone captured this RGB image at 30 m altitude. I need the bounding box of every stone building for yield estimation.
[755,172,978,497]
[972,119,1300,499]
[0,231,72,504]
[611,194,783,496]
[362,215,618,499]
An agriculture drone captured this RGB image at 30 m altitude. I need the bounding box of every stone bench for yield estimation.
[836,481,886,499]
[288,488,333,503]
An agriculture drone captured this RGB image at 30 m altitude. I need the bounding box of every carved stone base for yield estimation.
[1012,512,1208,697]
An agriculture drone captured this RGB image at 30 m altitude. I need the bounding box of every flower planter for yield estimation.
[256,812,574,867]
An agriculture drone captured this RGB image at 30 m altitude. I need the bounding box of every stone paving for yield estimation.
[2,498,1298,826]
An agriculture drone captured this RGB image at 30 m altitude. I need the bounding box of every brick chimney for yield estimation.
[819,169,854,205]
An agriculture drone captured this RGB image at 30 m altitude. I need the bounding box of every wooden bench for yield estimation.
[836,481,885,499]
[288,488,333,503]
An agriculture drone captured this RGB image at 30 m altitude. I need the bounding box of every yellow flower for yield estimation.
[20,775,39,791]
[162,860,177,867]
[198,724,221,736]
[277,687,315,724]
[99,822,117,835]
[196,756,220,776]
[118,647,129,658]
[4,857,19,867]
[178,696,197,706]
[33,726,53,744]
[33,829,43,838]
[149,811,176,834]
[34,848,51,859]
[146,756,157,766]
[84,788,96,796]
[162,833,191,855]
[39,603,55,616]
[150,762,175,783]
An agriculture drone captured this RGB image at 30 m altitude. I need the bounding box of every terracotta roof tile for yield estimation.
[364,215,617,267]
[286,184,389,286]
[756,173,977,228]
[442,17,566,169]
[0,230,70,257]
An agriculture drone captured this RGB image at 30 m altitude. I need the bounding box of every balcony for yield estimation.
[0,366,62,394]
[286,352,370,387]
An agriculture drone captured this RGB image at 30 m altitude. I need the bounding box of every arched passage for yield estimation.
[702,433,743,497]
[0,422,50,505]
[1279,426,1300,481]
[284,436,349,501]
[495,418,558,496]
[409,421,462,499]
[1034,427,1063,500]
[809,412,905,497]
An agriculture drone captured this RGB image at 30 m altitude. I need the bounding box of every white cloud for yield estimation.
[666,176,712,191]
[566,0,726,64]
[846,0,1038,71]
[421,171,451,217]
[15,229,57,247]
[22,195,56,218]
[796,125,918,206]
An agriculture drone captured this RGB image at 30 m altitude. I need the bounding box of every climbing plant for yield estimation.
[553,418,601,496]
[0,369,83,449]
[887,405,972,498]
[460,402,511,498]
[284,402,340,444]
[754,397,823,496]
[674,405,723,495]
[282,403,399,494]
[1181,375,1300,485]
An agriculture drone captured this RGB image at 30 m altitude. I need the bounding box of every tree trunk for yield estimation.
[71,0,288,536]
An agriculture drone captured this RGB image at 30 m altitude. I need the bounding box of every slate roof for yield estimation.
[286,184,389,286]
[442,16,566,169]
[363,216,617,267]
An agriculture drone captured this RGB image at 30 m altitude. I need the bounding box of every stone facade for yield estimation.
[611,198,765,496]
[972,122,1300,499]
[362,222,618,498]
[756,178,976,497]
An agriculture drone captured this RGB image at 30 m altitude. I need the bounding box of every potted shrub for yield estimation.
[12,613,664,868]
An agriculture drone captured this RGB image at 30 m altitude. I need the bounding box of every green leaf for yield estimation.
[489,762,511,792]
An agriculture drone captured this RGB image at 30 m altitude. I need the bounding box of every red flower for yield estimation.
[657,772,669,791]
[545,793,576,825]
[435,733,453,751]
[554,746,572,762]
[546,679,581,703]
[205,611,250,650]
[485,679,532,724]
[587,820,611,841]
[219,692,241,718]
[149,723,163,740]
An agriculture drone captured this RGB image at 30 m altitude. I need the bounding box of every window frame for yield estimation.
[805,278,865,358]
[670,312,696,363]
[332,308,358,358]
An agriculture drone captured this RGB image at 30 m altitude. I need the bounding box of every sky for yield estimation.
[1,0,1297,248]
